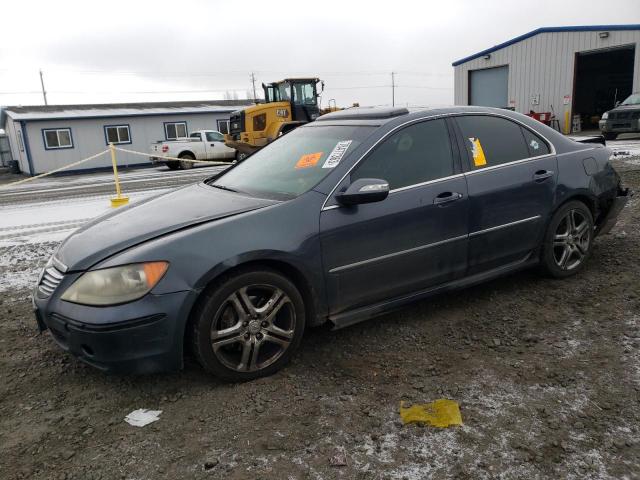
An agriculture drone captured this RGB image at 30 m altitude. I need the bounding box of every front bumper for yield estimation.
[33,288,198,374]
[596,187,632,236]
[599,119,640,134]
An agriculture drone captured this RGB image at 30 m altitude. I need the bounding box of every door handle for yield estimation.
[210,143,216,146]
[433,192,463,205]
[533,170,554,182]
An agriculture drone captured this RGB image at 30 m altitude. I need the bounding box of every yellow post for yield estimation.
[109,143,129,207]
[564,110,570,135]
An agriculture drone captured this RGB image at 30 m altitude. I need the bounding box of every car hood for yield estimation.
[55,183,279,271]
[609,104,640,113]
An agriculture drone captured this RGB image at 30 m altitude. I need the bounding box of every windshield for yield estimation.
[277,82,291,101]
[209,125,375,200]
[621,93,640,105]
[293,83,316,105]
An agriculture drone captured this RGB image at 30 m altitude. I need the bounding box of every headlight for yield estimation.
[61,262,168,306]
[601,112,609,120]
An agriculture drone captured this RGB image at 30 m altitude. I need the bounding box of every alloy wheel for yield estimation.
[553,209,591,271]
[210,285,295,372]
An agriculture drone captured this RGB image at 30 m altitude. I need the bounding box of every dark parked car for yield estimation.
[34,106,630,381]
[599,92,640,140]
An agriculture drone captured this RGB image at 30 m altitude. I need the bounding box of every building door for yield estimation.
[0,136,11,167]
[573,46,635,129]
[469,66,509,108]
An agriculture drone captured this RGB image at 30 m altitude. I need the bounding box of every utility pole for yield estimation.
[250,72,257,102]
[391,71,396,107]
[39,69,48,106]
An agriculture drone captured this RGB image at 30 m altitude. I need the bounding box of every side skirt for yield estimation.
[329,253,537,330]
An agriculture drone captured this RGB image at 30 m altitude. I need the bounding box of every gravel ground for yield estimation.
[0,160,639,480]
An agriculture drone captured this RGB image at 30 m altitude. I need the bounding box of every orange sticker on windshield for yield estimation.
[295,152,323,169]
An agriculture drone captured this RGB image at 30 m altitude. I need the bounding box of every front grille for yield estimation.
[38,265,64,298]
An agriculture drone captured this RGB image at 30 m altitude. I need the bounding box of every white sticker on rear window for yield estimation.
[322,140,353,169]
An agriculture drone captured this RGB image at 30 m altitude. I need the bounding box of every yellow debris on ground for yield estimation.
[399,399,463,428]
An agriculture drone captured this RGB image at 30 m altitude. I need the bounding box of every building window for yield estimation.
[104,125,131,145]
[16,130,25,152]
[42,128,73,150]
[217,119,230,135]
[164,122,187,140]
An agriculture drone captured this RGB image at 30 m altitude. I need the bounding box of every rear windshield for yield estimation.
[208,125,375,200]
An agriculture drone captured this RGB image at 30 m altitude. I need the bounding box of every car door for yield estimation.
[452,114,558,274]
[320,118,469,314]
[206,131,233,159]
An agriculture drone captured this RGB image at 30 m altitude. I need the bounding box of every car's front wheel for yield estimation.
[190,268,306,381]
[540,200,594,278]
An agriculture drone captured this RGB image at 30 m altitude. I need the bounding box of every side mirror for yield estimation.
[336,178,389,206]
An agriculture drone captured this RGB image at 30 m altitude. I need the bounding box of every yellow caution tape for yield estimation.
[115,146,232,165]
[0,149,110,190]
[399,399,463,428]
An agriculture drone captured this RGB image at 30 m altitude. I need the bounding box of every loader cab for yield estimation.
[262,78,323,123]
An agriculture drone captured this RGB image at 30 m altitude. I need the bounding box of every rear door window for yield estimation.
[455,115,530,168]
[520,127,551,157]
[351,119,454,190]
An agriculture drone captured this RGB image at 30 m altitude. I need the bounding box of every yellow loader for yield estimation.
[224,78,323,158]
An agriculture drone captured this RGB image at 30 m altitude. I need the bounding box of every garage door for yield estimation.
[469,66,508,108]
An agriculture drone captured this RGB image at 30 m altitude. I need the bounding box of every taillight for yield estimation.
[161,145,169,153]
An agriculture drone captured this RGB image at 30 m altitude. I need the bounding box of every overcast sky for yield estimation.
[1,0,639,110]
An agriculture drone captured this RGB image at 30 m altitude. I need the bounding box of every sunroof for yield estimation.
[315,106,410,121]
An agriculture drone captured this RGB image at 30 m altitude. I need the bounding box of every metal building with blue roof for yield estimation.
[452,25,640,133]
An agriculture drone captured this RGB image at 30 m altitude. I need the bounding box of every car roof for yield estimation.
[308,105,583,154]
[313,105,528,125]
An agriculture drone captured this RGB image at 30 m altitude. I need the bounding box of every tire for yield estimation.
[167,161,180,170]
[190,268,306,381]
[235,150,247,162]
[540,200,594,278]
[179,153,195,170]
[603,132,618,141]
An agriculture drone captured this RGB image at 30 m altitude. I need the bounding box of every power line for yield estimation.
[0,68,453,78]
[0,84,453,95]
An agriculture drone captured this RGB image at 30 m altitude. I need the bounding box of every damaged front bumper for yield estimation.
[596,187,632,236]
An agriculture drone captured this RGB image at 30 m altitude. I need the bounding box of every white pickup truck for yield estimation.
[150,130,238,170]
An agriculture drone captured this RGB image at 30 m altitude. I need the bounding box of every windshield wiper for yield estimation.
[210,184,239,193]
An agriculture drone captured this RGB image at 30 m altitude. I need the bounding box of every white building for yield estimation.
[0,100,253,175]
[453,24,640,132]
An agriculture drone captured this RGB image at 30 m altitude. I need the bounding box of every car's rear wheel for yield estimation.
[235,150,247,162]
[179,154,195,170]
[540,200,594,278]
[603,132,618,141]
[190,268,305,381]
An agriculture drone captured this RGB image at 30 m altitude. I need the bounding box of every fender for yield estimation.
[192,249,328,325]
